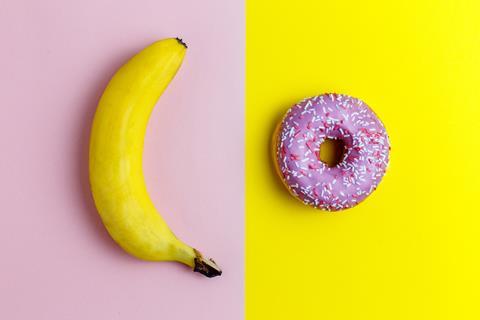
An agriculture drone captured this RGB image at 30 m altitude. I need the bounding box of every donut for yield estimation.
[272,93,390,211]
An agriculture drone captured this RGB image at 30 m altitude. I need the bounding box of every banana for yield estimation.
[89,38,221,278]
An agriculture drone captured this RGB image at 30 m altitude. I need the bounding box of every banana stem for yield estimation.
[193,249,222,278]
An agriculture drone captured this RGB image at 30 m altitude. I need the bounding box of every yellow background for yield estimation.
[246,1,480,319]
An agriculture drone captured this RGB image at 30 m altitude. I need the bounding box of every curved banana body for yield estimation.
[89,38,221,277]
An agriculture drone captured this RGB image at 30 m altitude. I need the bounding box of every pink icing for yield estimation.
[275,94,390,211]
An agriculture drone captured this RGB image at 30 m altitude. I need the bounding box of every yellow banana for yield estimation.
[89,38,221,277]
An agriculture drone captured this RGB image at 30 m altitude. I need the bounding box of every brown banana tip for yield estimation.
[175,37,188,48]
[193,249,222,278]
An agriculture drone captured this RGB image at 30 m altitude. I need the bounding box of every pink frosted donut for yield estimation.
[273,93,390,211]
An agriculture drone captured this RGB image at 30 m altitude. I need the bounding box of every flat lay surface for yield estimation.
[0,1,244,319]
[247,0,480,319]
[1,0,479,319]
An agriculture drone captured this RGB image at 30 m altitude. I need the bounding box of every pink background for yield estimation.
[0,1,244,319]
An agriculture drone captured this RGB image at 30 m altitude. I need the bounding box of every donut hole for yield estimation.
[319,138,346,167]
